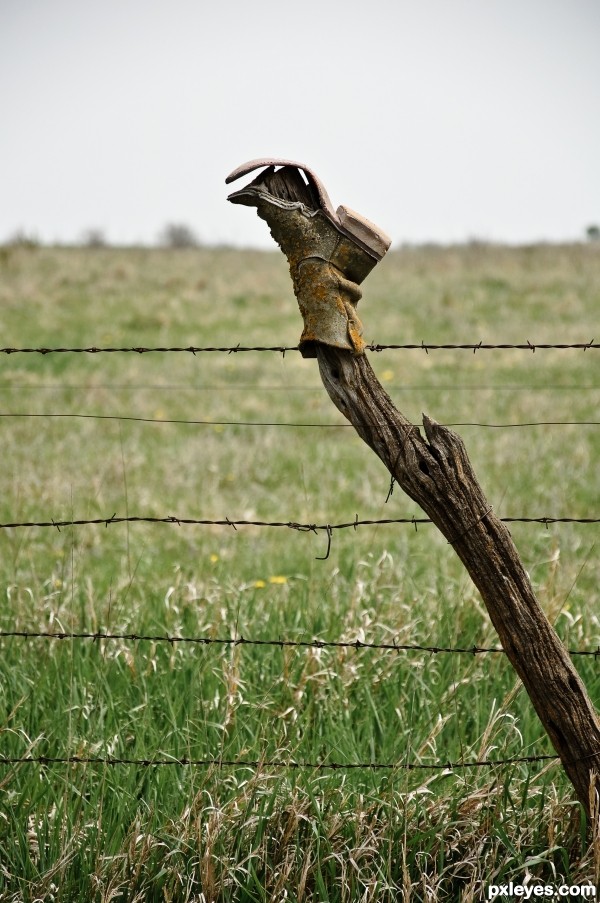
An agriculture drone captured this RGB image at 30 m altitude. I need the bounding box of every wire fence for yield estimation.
[1,629,598,657]
[1,412,600,430]
[0,513,598,531]
[1,627,597,774]
[1,336,598,779]
[0,752,566,771]
[0,511,596,563]
[0,340,597,355]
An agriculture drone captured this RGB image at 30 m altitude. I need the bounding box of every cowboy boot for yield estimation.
[226,158,391,357]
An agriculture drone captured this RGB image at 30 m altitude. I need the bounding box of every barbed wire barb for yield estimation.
[316,524,333,560]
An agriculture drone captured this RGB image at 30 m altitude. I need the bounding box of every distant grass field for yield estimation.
[0,242,598,901]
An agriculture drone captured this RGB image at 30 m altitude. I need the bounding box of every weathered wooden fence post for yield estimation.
[226,158,600,820]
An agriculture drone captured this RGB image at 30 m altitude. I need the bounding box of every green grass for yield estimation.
[0,242,599,900]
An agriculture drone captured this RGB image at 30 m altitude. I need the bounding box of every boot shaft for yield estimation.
[226,159,391,357]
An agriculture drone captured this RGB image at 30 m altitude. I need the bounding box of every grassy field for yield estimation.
[0,241,598,901]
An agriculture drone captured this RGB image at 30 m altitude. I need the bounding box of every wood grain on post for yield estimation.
[316,346,600,820]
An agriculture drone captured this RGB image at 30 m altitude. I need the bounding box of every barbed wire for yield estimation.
[1,338,597,787]
[0,514,598,533]
[371,341,598,354]
[0,752,563,771]
[1,413,599,430]
[0,630,597,657]
[0,345,298,355]
[0,340,597,355]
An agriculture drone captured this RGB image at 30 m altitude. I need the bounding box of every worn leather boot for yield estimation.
[226,158,391,357]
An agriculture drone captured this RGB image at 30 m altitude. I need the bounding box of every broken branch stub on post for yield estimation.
[226,158,600,820]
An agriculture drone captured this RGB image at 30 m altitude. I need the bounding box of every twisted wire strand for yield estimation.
[0,514,597,531]
[0,752,564,771]
[0,340,597,355]
[0,630,597,656]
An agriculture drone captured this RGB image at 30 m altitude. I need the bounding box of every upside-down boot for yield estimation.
[226,158,391,358]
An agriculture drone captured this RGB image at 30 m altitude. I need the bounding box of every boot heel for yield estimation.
[336,205,391,261]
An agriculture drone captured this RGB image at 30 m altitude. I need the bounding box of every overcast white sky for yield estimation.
[1,0,599,247]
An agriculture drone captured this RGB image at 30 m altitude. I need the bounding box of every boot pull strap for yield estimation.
[226,157,336,221]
